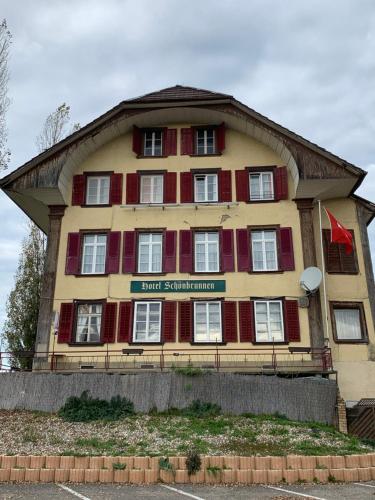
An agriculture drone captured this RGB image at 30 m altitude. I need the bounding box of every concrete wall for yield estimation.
[0,372,337,424]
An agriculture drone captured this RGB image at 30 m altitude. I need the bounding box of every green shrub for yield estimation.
[58,391,135,422]
[171,364,207,377]
[186,449,201,476]
[112,462,126,470]
[182,400,221,418]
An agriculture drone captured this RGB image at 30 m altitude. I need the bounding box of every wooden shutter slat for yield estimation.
[219,170,232,202]
[278,227,295,271]
[162,301,177,342]
[118,301,133,342]
[221,229,235,272]
[239,301,255,342]
[122,231,137,273]
[216,122,225,153]
[126,173,140,204]
[179,301,192,342]
[275,166,288,201]
[132,126,142,156]
[339,230,358,273]
[235,170,249,202]
[163,230,177,273]
[223,301,237,342]
[181,128,194,155]
[180,172,194,203]
[58,303,74,343]
[110,173,123,205]
[72,175,86,206]
[102,302,117,343]
[179,230,193,273]
[163,128,177,156]
[105,231,121,274]
[236,229,250,272]
[65,233,81,275]
[284,300,300,342]
[164,172,177,204]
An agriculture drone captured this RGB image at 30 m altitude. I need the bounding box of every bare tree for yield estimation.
[36,102,80,152]
[0,19,11,170]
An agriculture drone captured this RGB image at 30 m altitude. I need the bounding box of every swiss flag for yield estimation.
[325,208,353,255]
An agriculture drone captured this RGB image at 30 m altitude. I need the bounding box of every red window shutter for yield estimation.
[126,173,140,204]
[65,233,81,275]
[220,229,235,272]
[236,229,250,272]
[162,301,177,342]
[164,172,177,203]
[132,126,142,156]
[181,128,194,155]
[102,302,117,343]
[323,229,357,273]
[216,122,226,153]
[239,301,255,342]
[278,227,295,271]
[235,170,249,202]
[223,301,237,342]
[58,303,74,343]
[179,230,193,273]
[72,175,86,206]
[180,172,194,203]
[163,128,177,156]
[122,231,137,273]
[118,301,133,342]
[179,301,192,342]
[105,231,121,274]
[275,166,288,201]
[284,300,300,342]
[219,170,232,202]
[110,173,123,205]
[163,230,177,273]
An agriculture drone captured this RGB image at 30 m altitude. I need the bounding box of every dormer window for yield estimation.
[144,130,163,157]
[196,128,216,155]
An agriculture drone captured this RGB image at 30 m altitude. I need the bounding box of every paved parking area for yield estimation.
[0,482,375,499]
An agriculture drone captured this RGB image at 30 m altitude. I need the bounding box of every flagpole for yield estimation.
[318,199,330,346]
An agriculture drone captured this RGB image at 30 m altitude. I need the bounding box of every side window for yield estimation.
[331,302,367,343]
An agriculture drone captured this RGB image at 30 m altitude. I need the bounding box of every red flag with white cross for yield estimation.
[324,208,353,255]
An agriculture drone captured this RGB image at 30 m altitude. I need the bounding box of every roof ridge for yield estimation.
[126,84,232,103]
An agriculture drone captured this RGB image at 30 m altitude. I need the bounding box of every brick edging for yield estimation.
[0,454,374,484]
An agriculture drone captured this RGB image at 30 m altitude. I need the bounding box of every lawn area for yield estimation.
[0,409,374,457]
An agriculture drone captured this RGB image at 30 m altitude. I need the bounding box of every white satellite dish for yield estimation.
[299,267,322,293]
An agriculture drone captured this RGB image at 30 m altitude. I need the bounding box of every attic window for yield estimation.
[144,130,163,157]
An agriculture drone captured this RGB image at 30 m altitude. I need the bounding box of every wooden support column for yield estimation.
[295,198,325,349]
[33,205,66,367]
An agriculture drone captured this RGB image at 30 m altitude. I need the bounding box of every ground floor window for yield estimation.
[133,301,162,342]
[330,302,367,343]
[194,301,222,342]
[76,303,102,343]
[254,300,284,342]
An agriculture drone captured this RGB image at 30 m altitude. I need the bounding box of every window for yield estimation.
[252,230,278,271]
[133,301,162,342]
[323,229,358,274]
[196,128,215,155]
[194,301,222,342]
[144,130,162,156]
[81,234,107,274]
[86,176,110,205]
[249,172,274,201]
[194,232,219,272]
[140,175,163,204]
[331,302,367,342]
[254,301,284,342]
[138,233,162,273]
[194,173,218,202]
[76,303,102,343]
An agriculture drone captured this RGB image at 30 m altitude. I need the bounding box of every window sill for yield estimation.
[68,342,105,347]
[80,204,112,208]
[253,341,288,345]
[128,341,164,345]
[327,271,359,275]
[120,202,239,209]
[75,274,109,278]
[333,339,368,344]
[249,270,284,274]
[246,199,277,204]
[190,272,225,276]
[136,155,168,159]
[190,342,227,346]
[133,273,167,277]
[189,153,222,157]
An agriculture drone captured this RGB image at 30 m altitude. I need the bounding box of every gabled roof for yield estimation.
[127,85,232,103]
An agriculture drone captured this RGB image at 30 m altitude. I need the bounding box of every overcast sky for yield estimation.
[0,0,374,340]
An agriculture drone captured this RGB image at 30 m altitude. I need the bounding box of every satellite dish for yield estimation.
[299,267,322,293]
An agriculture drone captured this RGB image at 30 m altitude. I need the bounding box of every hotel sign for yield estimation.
[130,280,226,293]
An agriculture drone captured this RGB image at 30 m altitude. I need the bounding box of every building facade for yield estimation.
[1,86,374,403]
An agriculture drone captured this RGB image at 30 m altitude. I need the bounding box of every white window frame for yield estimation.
[81,234,107,275]
[137,233,163,273]
[194,173,218,202]
[86,176,110,205]
[251,230,278,271]
[194,301,222,343]
[133,301,162,343]
[254,300,284,343]
[76,303,103,343]
[196,128,216,155]
[194,232,220,273]
[249,172,274,201]
[143,130,163,156]
[140,175,164,204]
